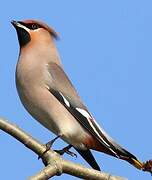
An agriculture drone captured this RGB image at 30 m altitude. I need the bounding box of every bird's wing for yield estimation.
[47,62,139,161]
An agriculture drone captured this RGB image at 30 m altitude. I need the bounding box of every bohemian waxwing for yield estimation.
[11,19,152,173]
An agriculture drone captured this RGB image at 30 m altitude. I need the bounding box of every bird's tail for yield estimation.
[126,156,152,174]
[128,157,143,169]
[90,124,144,170]
[95,139,144,170]
[101,132,144,170]
[118,148,143,170]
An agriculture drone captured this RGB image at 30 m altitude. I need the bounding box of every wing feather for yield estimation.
[47,63,138,160]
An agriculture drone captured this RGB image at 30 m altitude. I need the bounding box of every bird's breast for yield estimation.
[15,53,91,150]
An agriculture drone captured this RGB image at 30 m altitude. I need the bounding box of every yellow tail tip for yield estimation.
[132,159,143,169]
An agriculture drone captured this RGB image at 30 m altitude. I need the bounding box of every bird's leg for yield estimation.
[38,135,60,159]
[45,135,61,150]
[55,144,77,158]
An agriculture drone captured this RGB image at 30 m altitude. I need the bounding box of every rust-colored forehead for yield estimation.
[22,19,59,39]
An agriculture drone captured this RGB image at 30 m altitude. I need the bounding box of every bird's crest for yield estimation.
[23,19,59,40]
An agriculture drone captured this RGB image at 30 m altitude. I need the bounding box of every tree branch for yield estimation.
[0,117,127,180]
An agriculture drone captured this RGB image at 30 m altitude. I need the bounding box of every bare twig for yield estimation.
[0,117,127,180]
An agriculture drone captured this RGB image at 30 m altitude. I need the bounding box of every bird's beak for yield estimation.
[11,20,19,28]
[11,20,24,29]
[11,20,30,33]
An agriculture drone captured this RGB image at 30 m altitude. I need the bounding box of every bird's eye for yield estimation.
[31,24,39,30]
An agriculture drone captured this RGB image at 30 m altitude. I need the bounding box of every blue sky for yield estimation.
[0,1,152,179]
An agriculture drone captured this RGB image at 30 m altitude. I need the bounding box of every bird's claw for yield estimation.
[38,136,60,160]
[66,150,77,157]
[38,142,51,160]
[55,149,77,157]
[55,145,77,158]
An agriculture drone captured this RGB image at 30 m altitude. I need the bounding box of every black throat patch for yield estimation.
[15,27,31,47]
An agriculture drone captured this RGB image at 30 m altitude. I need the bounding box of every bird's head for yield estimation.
[11,19,59,47]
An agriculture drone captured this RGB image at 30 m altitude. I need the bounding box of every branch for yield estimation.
[0,117,127,180]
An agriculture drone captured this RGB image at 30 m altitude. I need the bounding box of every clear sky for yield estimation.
[0,1,152,180]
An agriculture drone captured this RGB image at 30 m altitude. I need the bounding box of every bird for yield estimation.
[11,19,145,172]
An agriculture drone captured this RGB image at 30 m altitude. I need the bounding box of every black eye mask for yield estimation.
[18,21,41,30]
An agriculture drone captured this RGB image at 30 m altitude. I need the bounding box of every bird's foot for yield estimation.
[142,159,152,175]
[55,145,77,158]
[38,135,60,159]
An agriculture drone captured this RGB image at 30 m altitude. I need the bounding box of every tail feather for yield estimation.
[118,148,143,169]
[105,139,143,169]
[75,148,101,171]
[94,126,143,169]
[128,158,143,169]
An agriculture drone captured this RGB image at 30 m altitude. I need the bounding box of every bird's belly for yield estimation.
[16,83,89,150]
